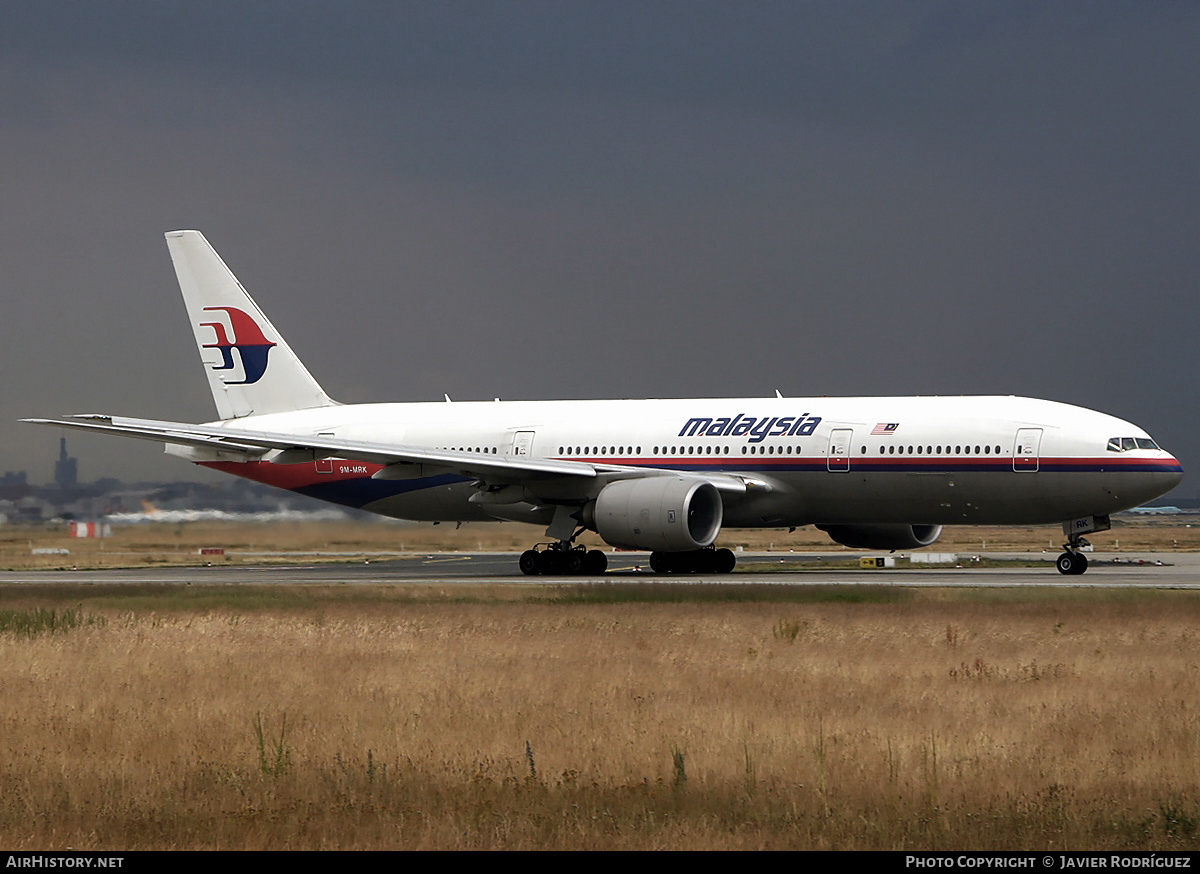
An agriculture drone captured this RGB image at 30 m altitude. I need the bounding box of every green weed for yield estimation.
[0,606,104,636]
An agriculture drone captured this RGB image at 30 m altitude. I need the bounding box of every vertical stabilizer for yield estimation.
[165,230,335,419]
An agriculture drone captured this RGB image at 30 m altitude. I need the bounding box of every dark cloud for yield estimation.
[1,2,1197,494]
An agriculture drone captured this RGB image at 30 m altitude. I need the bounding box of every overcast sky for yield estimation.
[3,1,1198,494]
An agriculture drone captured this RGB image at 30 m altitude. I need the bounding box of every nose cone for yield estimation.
[1158,453,1184,491]
[1127,451,1184,507]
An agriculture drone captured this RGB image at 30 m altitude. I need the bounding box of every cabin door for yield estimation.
[827,428,853,472]
[1013,428,1042,472]
[510,430,536,459]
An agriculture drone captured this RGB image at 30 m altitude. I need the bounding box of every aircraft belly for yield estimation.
[766,469,1175,525]
[360,482,495,522]
[199,460,492,521]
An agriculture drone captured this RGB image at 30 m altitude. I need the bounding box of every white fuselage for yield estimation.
[195,394,1182,528]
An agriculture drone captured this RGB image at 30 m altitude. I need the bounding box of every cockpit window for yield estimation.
[1108,436,1160,452]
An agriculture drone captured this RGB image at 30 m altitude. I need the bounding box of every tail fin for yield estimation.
[165,230,335,420]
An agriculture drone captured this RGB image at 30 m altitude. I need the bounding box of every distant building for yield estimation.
[0,471,30,501]
[54,438,77,490]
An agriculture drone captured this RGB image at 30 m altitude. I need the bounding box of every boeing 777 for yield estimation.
[24,231,1184,575]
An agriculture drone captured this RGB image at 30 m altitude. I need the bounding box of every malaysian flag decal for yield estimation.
[871,422,900,435]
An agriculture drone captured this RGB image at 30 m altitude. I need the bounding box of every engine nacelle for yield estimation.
[817,523,943,551]
[589,477,723,551]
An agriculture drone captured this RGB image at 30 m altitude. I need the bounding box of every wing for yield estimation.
[21,414,758,494]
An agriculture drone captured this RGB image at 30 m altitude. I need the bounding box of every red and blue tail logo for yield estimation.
[200,306,277,385]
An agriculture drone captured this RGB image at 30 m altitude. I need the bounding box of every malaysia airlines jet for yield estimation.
[25,231,1183,576]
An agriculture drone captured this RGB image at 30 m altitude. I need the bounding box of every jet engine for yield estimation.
[817,523,943,551]
[587,477,723,551]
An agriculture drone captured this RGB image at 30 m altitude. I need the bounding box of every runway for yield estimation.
[3,551,1199,587]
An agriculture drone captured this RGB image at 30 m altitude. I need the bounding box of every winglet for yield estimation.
[165,230,336,419]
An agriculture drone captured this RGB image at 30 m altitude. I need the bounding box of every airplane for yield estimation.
[24,231,1183,576]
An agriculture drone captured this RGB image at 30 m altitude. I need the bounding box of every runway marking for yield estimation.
[421,556,474,564]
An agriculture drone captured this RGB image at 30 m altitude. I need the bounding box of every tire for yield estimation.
[536,550,563,576]
[1056,552,1088,575]
[713,547,736,574]
[519,550,540,576]
[584,550,608,575]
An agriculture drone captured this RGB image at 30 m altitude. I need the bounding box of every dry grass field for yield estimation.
[1,578,1199,849]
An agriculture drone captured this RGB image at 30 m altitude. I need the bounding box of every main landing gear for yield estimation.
[649,546,737,575]
[516,543,739,576]
[519,542,608,576]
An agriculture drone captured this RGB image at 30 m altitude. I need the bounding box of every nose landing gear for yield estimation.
[1056,515,1109,576]
[1055,545,1089,576]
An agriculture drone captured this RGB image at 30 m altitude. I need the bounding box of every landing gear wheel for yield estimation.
[650,547,735,574]
[519,550,540,576]
[536,549,563,575]
[1056,551,1088,575]
[584,550,608,575]
[517,542,608,576]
